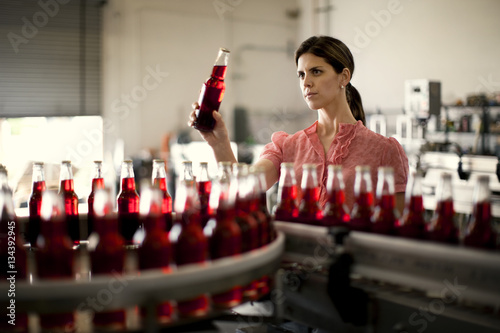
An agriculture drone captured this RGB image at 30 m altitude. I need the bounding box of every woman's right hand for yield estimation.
[188,102,230,149]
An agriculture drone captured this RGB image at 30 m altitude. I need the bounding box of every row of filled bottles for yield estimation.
[274,163,499,250]
[0,160,274,331]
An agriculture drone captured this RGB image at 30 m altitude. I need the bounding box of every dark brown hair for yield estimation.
[295,36,365,125]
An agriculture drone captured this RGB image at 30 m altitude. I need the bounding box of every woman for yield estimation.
[189,35,409,213]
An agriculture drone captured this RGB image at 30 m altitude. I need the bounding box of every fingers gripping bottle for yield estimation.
[193,48,230,132]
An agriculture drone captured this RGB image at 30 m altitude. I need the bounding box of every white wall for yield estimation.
[319,0,500,112]
[102,0,301,159]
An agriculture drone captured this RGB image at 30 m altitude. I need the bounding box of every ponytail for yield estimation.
[346,83,365,125]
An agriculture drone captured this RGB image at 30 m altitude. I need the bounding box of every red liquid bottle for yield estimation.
[427,172,458,244]
[28,161,46,247]
[232,163,259,300]
[138,186,174,323]
[117,160,140,246]
[88,160,105,239]
[207,163,243,308]
[273,162,299,222]
[297,164,323,225]
[58,160,80,245]
[253,166,274,244]
[90,189,126,330]
[0,166,28,333]
[249,166,272,297]
[350,166,374,232]
[322,165,350,227]
[193,48,230,132]
[171,179,210,317]
[152,159,173,232]
[371,167,399,235]
[398,171,426,239]
[197,162,212,228]
[463,175,497,249]
[36,190,75,331]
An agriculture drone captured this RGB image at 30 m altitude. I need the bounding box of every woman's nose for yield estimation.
[303,75,312,88]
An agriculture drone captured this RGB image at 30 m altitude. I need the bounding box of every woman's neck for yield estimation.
[317,102,357,137]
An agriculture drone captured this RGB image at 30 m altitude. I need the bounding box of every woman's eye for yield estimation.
[313,69,321,75]
[298,73,304,79]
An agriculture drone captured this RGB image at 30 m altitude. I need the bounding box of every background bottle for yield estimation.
[0,165,28,332]
[208,162,242,308]
[138,186,174,323]
[371,167,398,235]
[58,160,80,245]
[322,165,350,227]
[152,159,173,232]
[426,172,458,244]
[171,179,210,318]
[117,160,140,246]
[90,189,126,330]
[398,171,426,239]
[463,175,497,249]
[273,162,299,222]
[88,160,105,238]
[297,164,323,225]
[232,163,259,300]
[349,165,374,232]
[28,161,46,247]
[193,48,230,132]
[36,191,75,331]
[197,162,212,228]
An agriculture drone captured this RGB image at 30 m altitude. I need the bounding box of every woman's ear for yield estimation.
[341,68,351,86]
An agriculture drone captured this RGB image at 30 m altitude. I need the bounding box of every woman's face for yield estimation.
[297,52,343,111]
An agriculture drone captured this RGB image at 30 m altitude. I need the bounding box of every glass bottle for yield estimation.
[28,161,46,247]
[117,160,140,246]
[152,159,173,232]
[90,189,126,329]
[0,166,28,332]
[138,186,173,323]
[232,163,259,300]
[193,48,230,132]
[463,175,497,249]
[427,172,458,244]
[297,164,323,225]
[273,162,299,222]
[208,162,243,308]
[398,171,426,239]
[197,162,212,228]
[58,160,80,245]
[87,160,105,238]
[171,179,210,318]
[36,190,75,331]
[371,167,398,235]
[322,165,350,227]
[249,166,272,297]
[350,166,374,232]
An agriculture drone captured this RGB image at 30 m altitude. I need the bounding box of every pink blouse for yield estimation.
[259,120,409,210]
